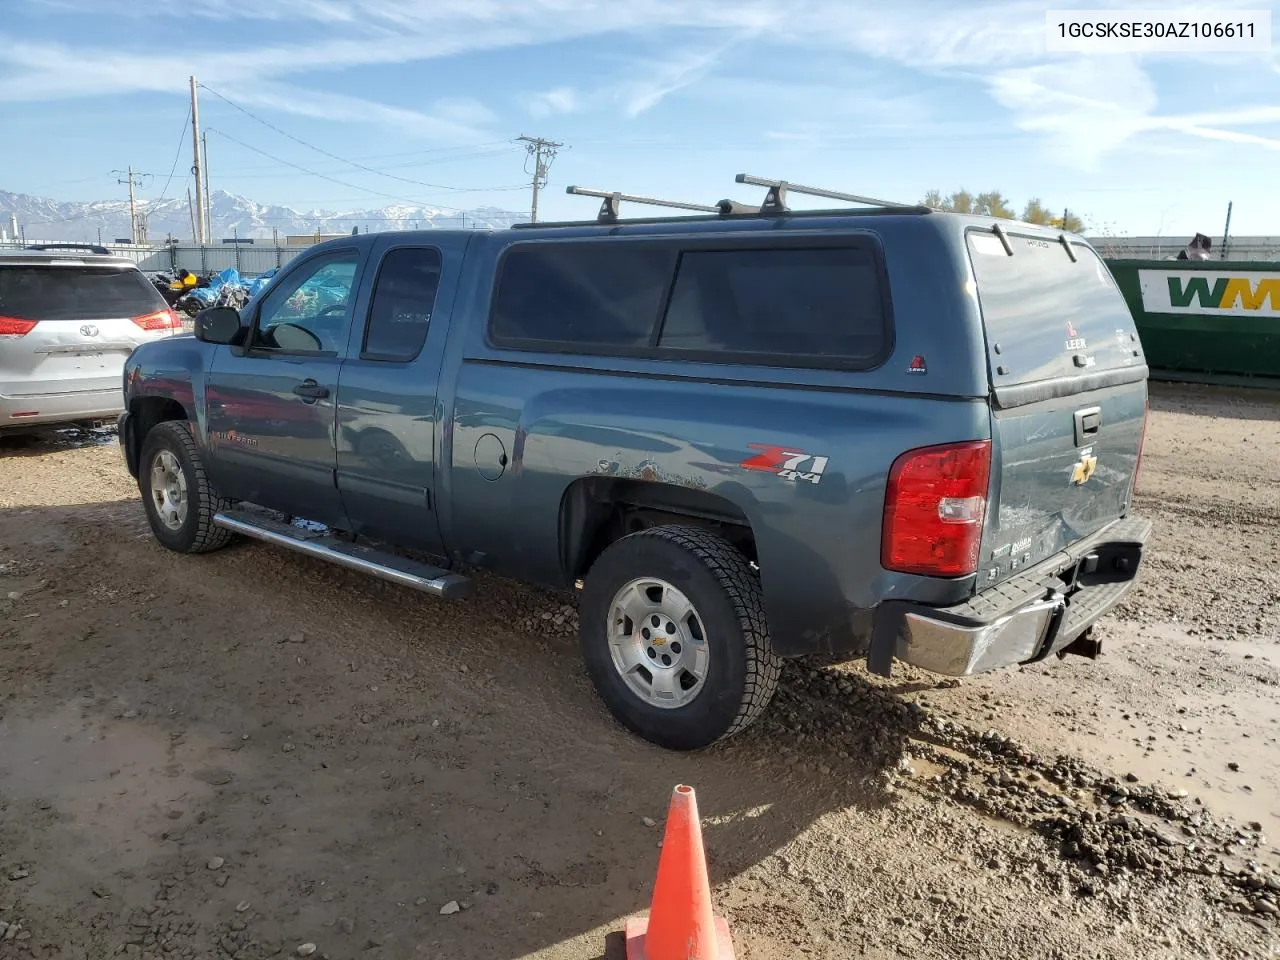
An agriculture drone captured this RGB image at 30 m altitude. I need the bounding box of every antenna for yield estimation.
[735,174,913,213]
[565,186,750,223]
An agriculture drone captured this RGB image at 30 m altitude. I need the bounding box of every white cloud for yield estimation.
[524,87,581,118]
[4,0,1279,165]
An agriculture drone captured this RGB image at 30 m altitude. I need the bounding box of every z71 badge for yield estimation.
[740,444,829,485]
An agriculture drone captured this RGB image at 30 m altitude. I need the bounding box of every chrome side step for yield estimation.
[213,509,472,600]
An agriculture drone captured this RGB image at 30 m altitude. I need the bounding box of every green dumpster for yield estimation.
[1105,258,1280,382]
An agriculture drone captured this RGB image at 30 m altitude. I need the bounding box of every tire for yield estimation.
[138,420,234,554]
[578,525,782,750]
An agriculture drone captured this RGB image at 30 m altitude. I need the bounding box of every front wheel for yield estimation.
[139,420,234,554]
[578,525,782,750]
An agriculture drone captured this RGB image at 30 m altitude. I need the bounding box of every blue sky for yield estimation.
[1,0,1278,237]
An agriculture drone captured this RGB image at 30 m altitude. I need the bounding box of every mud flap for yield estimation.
[867,600,915,678]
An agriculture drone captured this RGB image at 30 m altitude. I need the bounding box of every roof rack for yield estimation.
[529,173,925,228]
[734,174,914,213]
[563,186,755,224]
[25,242,112,255]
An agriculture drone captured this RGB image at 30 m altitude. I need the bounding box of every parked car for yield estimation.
[116,178,1152,750]
[1,246,184,435]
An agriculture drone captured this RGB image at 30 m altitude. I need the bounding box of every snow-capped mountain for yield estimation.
[0,188,528,244]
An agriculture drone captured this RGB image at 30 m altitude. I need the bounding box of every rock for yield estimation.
[282,743,295,753]
[1248,821,1263,832]
[235,901,251,913]
[1228,762,1240,772]
[530,911,545,920]
[207,858,225,871]
[7,868,29,881]
[1254,900,1279,916]
[296,944,317,957]
[284,633,306,644]
[439,901,461,916]
[215,876,229,888]
[641,817,657,828]
[414,898,427,907]
[1124,773,1139,783]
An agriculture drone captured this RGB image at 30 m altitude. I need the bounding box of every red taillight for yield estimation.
[0,316,38,337]
[131,309,182,332]
[882,440,992,577]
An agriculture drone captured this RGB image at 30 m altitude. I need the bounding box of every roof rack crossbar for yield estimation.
[735,174,913,213]
[566,186,740,223]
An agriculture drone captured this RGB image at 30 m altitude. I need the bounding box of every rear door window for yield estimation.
[362,247,441,361]
[966,232,1141,386]
[0,265,165,322]
[657,246,888,363]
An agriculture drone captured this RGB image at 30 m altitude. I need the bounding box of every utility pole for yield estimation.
[202,132,212,242]
[1221,201,1233,260]
[187,186,197,244]
[517,135,562,224]
[114,166,148,244]
[190,75,206,246]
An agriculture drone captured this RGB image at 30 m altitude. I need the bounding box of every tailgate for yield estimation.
[966,229,1148,587]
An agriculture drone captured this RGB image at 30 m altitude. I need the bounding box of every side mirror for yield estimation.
[193,306,248,346]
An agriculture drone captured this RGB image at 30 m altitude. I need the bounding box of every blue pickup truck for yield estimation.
[118,178,1151,750]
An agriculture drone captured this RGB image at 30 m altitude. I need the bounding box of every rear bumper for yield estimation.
[868,516,1152,677]
[0,386,123,431]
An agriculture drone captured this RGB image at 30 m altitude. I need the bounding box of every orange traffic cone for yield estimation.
[625,784,735,960]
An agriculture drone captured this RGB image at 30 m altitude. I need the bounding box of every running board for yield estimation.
[213,510,472,600]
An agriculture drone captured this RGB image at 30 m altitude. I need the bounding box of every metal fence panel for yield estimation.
[0,238,302,276]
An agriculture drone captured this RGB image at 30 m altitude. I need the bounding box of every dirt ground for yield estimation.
[1,381,1278,960]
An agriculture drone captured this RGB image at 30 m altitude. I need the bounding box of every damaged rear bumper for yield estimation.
[868,516,1152,677]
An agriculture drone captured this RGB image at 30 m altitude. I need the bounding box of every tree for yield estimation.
[974,191,1015,219]
[1023,197,1085,233]
[924,188,1086,231]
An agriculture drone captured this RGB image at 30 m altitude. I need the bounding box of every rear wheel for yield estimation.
[139,420,234,554]
[579,525,782,750]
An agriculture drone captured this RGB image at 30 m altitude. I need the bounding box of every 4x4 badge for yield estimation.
[740,445,829,485]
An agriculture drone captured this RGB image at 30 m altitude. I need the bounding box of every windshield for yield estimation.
[0,265,164,322]
[966,231,1142,387]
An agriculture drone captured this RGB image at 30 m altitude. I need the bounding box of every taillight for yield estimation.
[882,440,992,577]
[132,309,182,332]
[0,316,38,337]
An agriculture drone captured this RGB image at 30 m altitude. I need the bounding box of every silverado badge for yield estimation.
[1070,450,1098,485]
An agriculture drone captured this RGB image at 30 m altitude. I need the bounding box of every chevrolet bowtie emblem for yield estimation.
[1070,452,1098,485]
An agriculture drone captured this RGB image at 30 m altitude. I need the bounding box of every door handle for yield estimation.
[1073,406,1101,446]
[293,380,329,400]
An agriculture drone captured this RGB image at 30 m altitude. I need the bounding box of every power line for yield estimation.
[210,148,522,181]
[209,141,520,176]
[205,127,472,212]
[198,82,515,195]
[155,105,192,204]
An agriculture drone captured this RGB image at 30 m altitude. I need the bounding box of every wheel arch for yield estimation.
[558,477,757,585]
[124,395,192,478]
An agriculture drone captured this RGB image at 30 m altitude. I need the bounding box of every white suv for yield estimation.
[1,246,183,435]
